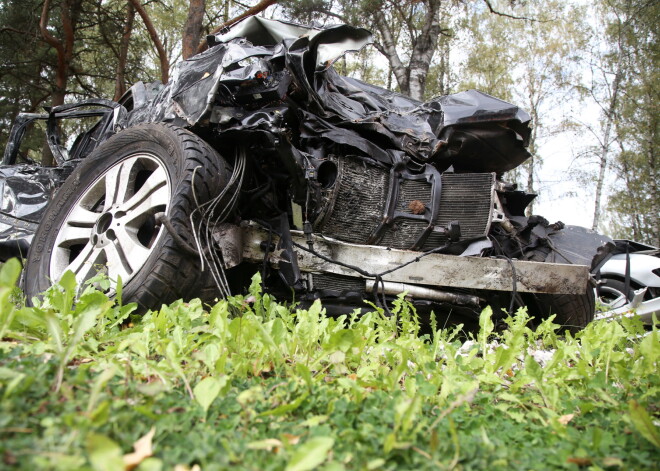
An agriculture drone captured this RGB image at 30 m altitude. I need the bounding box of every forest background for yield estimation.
[0,0,657,246]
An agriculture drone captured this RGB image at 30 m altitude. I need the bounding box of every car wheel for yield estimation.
[24,123,231,310]
[534,290,596,334]
[524,247,595,333]
[596,278,636,310]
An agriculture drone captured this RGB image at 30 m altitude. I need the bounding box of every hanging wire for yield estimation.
[187,150,523,314]
[290,238,455,316]
[490,235,521,314]
[189,147,247,299]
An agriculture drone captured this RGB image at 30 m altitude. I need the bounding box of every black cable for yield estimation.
[291,240,373,277]
[156,213,200,257]
[491,236,519,315]
[291,239,452,280]
[291,238,455,316]
[496,255,518,315]
[261,227,274,288]
[372,274,392,317]
[624,243,632,302]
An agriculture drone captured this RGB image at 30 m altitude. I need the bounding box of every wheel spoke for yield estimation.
[102,240,132,282]
[119,166,169,223]
[103,159,135,210]
[57,224,93,247]
[114,226,153,272]
[61,243,102,286]
[66,205,100,226]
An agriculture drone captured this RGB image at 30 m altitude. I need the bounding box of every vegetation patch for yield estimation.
[1,258,658,470]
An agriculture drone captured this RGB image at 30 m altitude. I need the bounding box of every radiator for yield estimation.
[317,156,494,250]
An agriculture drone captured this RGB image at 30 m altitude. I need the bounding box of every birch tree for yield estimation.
[459,0,588,215]
[605,0,659,245]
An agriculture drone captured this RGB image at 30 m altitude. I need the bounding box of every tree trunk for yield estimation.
[619,155,642,240]
[39,0,82,165]
[373,10,409,95]
[114,2,135,101]
[372,0,442,101]
[437,39,449,96]
[128,0,169,84]
[182,0,205,60]
[591,72,621,230]
[592,36,624,230]
[646,113,659,247]
[525,103,539,216]
[407,1,441,101]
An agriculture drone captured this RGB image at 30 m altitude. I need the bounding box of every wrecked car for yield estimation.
[1,17,611,331]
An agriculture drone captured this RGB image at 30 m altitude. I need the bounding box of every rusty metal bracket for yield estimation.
[240,223,590,295]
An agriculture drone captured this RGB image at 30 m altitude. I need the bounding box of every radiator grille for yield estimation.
[311,273,365,292]
[423,173,494,249]
[397,179,432,215]
[379,220,428,249]
[378,179,433,249]
[318,158,389,244]
[317,157,494,251]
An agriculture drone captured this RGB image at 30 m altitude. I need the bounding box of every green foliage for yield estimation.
[0,262,658,470]
[600,0,659,245]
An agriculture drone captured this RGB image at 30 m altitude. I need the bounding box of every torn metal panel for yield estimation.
[0,165,71,221]
[121,17,532,171]
[0,213,37,260]
[542,225,614,268]
[0,165,71,261]
[209,17,373,71]
[209,16,322,47]
[240,224,590,295]
[437,90,530,127]
[596,289,660,324]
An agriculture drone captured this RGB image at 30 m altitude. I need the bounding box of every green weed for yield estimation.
[0,260,658,470]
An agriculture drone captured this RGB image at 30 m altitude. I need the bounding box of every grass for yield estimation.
[0,257,659,470]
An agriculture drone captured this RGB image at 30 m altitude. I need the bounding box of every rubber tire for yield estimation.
[24,123,231,310]
[523,248,595,333]
[534,289,595,334]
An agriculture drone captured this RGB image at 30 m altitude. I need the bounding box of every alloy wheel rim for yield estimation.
[597,285,630,310]
[50,153,171,288]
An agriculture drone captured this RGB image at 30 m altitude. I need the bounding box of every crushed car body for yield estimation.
[1,17,615,331]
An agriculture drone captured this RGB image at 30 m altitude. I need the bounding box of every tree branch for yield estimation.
[40,0,64,53]
[0,27,39,38]
[128,0,169,83]
[196,0,277,55]
[316,8,348,23]
[482,0,535,21]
